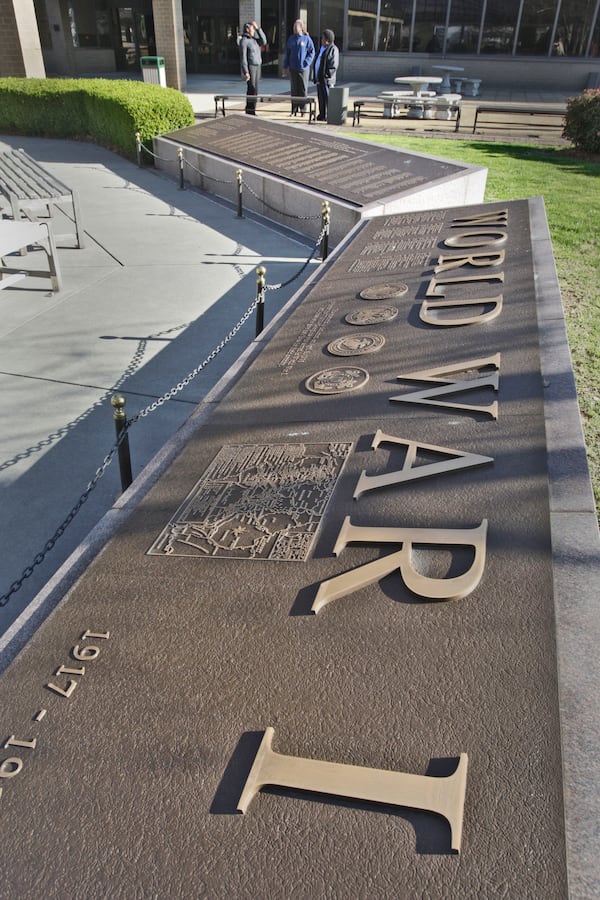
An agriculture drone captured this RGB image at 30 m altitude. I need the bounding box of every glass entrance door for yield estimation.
[184,14,240,71]
[114,7,151,69]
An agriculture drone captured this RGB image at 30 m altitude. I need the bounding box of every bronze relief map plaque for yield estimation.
[149,443,352,560]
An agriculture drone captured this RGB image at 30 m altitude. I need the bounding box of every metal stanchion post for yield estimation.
[255,266,266,336]
[236,169,243,218]
[111,394,133,493]
[321,201,330,260]
[135,132,142,167]
[178,147,184,190]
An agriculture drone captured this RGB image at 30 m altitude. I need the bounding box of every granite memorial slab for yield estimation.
[0,198,597,897]
[153,117,487,245]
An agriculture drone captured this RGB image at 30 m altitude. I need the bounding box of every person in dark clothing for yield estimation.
[239,21,267,114]
[313,29,339,122]
[283,19,315,116]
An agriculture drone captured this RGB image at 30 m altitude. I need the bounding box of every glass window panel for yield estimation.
[480,0,520,53]
[554,0,597,55]
[378,0,411,51]
[67,0,113,48]
[348,0,378,50]
[446,0,483,53]
[516,0,558,54]
[412,0,449,53]
[591,10,600,55]
[321,0,345,48]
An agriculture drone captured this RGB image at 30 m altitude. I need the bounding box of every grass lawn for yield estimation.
[356,133,600,510]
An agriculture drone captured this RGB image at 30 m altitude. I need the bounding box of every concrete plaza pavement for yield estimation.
[0,128,320,644]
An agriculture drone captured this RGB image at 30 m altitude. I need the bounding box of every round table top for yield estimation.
[394,76,442,86]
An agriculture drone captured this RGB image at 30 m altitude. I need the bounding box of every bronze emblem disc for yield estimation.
[359,282,409,300]
[305,367,370,394]
[345,306,398,326]
[327,333,386,356]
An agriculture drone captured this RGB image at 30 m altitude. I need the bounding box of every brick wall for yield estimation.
[0,0,45,77]
[153,0,187,91]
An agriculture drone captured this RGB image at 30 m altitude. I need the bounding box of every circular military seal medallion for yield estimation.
[345,306,398,326]
[305,367,370,395]
[327,333,386,356]
[359,282,409,300]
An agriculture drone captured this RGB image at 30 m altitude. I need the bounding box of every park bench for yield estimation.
[472,105,566,134]
[214,94,317,124]
[0,219,62,291]
[0,148,84,249]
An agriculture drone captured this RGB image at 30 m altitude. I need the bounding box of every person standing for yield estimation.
[313,30,339,122]
[239,21,267,115]
[282,19,315,116]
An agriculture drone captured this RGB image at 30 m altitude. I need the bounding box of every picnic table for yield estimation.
[394,75,443,97]
[431,65,464,93]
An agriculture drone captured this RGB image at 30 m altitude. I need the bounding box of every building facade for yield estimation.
[2,0,599,91]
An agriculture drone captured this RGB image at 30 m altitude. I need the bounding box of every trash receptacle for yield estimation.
[140,56,167,87]
[327,86,348,125]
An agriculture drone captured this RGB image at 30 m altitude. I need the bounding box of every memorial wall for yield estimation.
[0,195,579,896]
[155,117,487,244]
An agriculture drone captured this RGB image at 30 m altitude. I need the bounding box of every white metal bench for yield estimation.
[0,149,85,249]
[0,219,62,291]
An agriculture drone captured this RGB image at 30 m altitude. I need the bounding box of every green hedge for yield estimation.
[563,89,600,154]
[0,78,195,160]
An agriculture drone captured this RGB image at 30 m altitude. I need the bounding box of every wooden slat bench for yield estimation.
[0,219,62,291]
[472,105,566,134]
[214,94,317,124]
[0,149,85,249]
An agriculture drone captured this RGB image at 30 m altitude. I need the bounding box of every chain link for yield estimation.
[181,157,233,185]
[265,224,327,291]
[137,140,174,164]
[242,178,321,220]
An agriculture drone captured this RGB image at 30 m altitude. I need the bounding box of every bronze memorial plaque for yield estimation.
[166,117,466,206]
[148,442,352,560]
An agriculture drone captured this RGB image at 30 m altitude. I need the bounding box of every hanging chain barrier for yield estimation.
[135,133,174,166]
[0,321,190,475]
[136,133,327,224]
[0,295,259,609]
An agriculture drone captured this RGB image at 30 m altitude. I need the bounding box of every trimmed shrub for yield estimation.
[0,78,195,159]
[563,89,600,154]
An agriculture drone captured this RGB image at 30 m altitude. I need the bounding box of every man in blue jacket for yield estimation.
[313,29,339,122]
[283,19,315,116]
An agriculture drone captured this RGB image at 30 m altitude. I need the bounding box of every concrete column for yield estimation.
[239,0,262,29]
[0,0,46,77]
[152,0,187,91]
